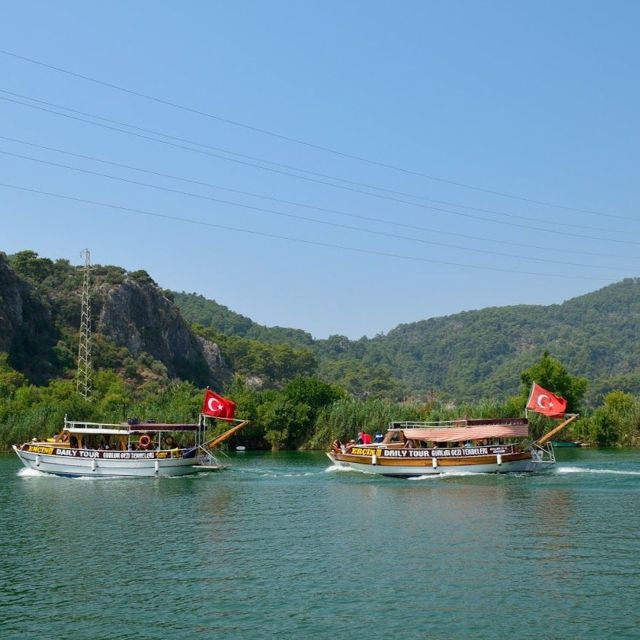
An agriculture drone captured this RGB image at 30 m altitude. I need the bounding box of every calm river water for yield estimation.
[1,448,640,639]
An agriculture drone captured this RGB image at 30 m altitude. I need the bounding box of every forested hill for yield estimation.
[0,251,318,391]
[2,250,639,405]
[175,279,640,404]
[172,292,314,348]
[358,279,640,403]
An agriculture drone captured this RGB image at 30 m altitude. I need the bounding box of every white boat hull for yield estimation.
[13,445,214,477]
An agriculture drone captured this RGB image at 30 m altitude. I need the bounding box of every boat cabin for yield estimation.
[378,417,530,454]
[37,418,202,453]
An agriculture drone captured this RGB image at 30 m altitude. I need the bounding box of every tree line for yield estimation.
[1,351,639,451]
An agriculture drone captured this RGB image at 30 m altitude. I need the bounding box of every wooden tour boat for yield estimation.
[327,384,578,477]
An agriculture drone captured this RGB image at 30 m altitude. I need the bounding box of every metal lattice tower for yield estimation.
[76,249,92,399]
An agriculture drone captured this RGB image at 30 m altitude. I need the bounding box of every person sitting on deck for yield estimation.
[360,431,372,445]
[373,432,384,443]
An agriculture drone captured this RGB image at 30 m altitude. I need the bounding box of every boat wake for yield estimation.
[325,464,355,474]
[556,466,640,477]
[408,471,490,481]
[232,467,324,479]
[17,468,49,478]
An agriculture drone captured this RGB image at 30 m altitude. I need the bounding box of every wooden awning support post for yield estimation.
[534,414,579,446]
[205,420,250,449]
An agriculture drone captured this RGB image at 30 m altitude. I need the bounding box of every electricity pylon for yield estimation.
[77,249,92,399]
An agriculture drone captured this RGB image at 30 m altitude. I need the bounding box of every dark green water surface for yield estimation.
[1,449,640,639]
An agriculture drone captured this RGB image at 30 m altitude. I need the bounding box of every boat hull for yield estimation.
[327,449,543,477]
[13,445,213,477]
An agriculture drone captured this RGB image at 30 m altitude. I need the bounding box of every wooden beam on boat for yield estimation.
[205,420,250,449]
[534,414,579,446]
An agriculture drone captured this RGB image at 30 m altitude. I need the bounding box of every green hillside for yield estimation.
[3,250,640,449]
[175,279,640,405]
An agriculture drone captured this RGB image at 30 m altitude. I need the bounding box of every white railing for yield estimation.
[531,442,556,464]
[389,417,528,429]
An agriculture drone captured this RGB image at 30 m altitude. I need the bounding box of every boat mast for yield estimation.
[534,413,579,446]
[76,248,92,399]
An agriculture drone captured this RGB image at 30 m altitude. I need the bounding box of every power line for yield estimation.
[0,47,630,220]
[1,91,636,237]
[0,180,618,282]
[1,115,637,247]
[4,132,636,262]
[4,146,635,273]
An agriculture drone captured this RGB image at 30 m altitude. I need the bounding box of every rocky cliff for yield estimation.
[97,272,230,386]
[0,253,57,383]
[0,254,230,387]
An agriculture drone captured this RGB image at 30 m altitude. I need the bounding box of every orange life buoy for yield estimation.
[61,431,70,442]
[138,434,152,449]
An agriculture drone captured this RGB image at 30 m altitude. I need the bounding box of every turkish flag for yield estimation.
[201,389,236,420]
[526,383,567,417]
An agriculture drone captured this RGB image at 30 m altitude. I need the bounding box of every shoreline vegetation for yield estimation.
[1,251,639,451]
[2,355,639,452]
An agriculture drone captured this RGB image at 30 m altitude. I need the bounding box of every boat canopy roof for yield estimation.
[393,418,529,443]
[63,420,201,434]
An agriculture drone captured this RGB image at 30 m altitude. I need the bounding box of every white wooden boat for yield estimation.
[13,415,249,478]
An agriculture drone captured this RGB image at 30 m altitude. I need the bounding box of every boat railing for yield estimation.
[531,441,556,464]
[63,419,130,432]
[390,417,529,429]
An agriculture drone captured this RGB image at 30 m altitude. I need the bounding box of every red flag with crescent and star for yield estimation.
[201,389,236,420]
[526,383,567,417]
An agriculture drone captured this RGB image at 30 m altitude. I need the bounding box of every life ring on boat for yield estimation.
[61,431,70,443]
[138,434,152,449]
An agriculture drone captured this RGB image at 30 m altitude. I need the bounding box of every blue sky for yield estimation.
[2,1,639,338]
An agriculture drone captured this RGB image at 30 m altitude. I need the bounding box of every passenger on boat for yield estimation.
[374,432,384,443]
[346,439,356,450]
[358,431,372,445]
[464,441,473,448]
